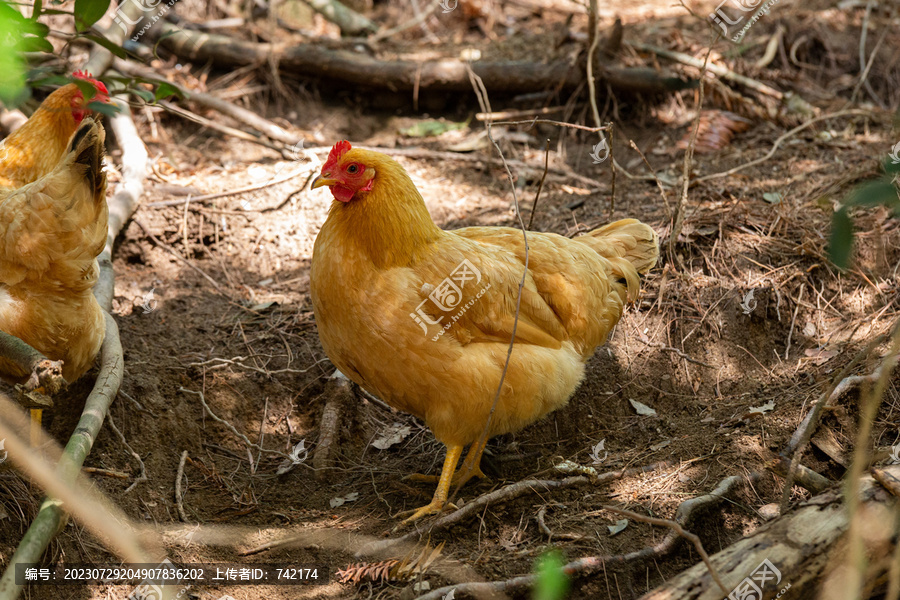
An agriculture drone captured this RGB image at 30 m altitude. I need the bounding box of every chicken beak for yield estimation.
[312,175,338,189]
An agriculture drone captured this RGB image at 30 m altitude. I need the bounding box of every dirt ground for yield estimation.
[2,0,900,598]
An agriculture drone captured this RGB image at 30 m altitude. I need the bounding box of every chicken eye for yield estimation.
[347,164,359,174]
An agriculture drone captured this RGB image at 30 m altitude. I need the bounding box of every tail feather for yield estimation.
[578,219,659,302]
[70,117,106,202]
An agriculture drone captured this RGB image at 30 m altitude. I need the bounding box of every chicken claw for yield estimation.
[404,437,488,489]
[396,499,458,525]
[396,444,464,526]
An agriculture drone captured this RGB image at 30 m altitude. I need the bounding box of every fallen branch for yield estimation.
[114,58,301,147]
[146,165,315,208]
[95,99,148,312]
[768,456,832,495]
[415,473,755,600]
[638,466,900,600]
[781,318,900,511]
[158,100,285,153]
[302,0,377,36]
[382,461,674,549]
[630,41,811,110]
[0,332,65,393]
[149,21,694,94]
[312,371,353,481]
[0,313,132,599]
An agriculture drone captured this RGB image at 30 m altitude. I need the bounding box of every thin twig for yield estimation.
[601,505,728,595]
[413,471,753,600]
[175,450,189,522]
[784,283,805,360]
[780,317,900,512]
[670,34,717,261]
[148,166,315,208]
[493,119,610,133]
[377,461,673,549]
[106,413,148,494]
[133,219,225,293]
[850,0,885,108]
[369,0,440,42]
[695,109,871,183]
[180,387,293,461]
[460,66,529,516]
[527,141,551,230]
[158,100,284,153]
[627,139,671,218]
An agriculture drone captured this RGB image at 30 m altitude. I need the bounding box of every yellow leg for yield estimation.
[30,409,42,447]
[405,437,490,487]
[453,436,488,489]
[400,444,464,523]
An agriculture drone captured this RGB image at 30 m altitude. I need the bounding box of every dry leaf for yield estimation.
[629,399,657,416]
[677,110,753,153]
[372,423,411,450]
[608,519,628,535]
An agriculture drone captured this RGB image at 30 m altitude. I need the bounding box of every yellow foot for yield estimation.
[396,499,457,525]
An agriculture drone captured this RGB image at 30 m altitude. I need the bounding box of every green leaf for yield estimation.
[81,33,129,58]
[844,179,900,208]
[129,87,155,103]
[154,81,183,101]
[74,0,110,31]
[72,77,99,101]
[883,154,900,175]
[532,551,569,600]
[87,100,121,117]
[0,0,28,107]
[20,36,54,53]
[829,208,854,270]
[27,73,71,88]
[30,0,42,19]
[30,21,50,36]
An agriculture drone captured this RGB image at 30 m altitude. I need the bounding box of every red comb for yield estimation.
[323,140,352,172]
[72,70,109,97]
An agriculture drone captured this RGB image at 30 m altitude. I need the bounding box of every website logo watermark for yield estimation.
[590,138,609,164]
[728,558,790,599]
[889,141,900,165]
[709,0,780,43]
[126,559,191,600]
[409,259,491,341]
[140,288,158,314]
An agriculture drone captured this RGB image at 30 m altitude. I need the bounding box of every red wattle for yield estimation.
[331,185,355,203]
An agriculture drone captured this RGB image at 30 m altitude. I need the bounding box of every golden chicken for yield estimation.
[310,141,658,522]
[0,73,110,436]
